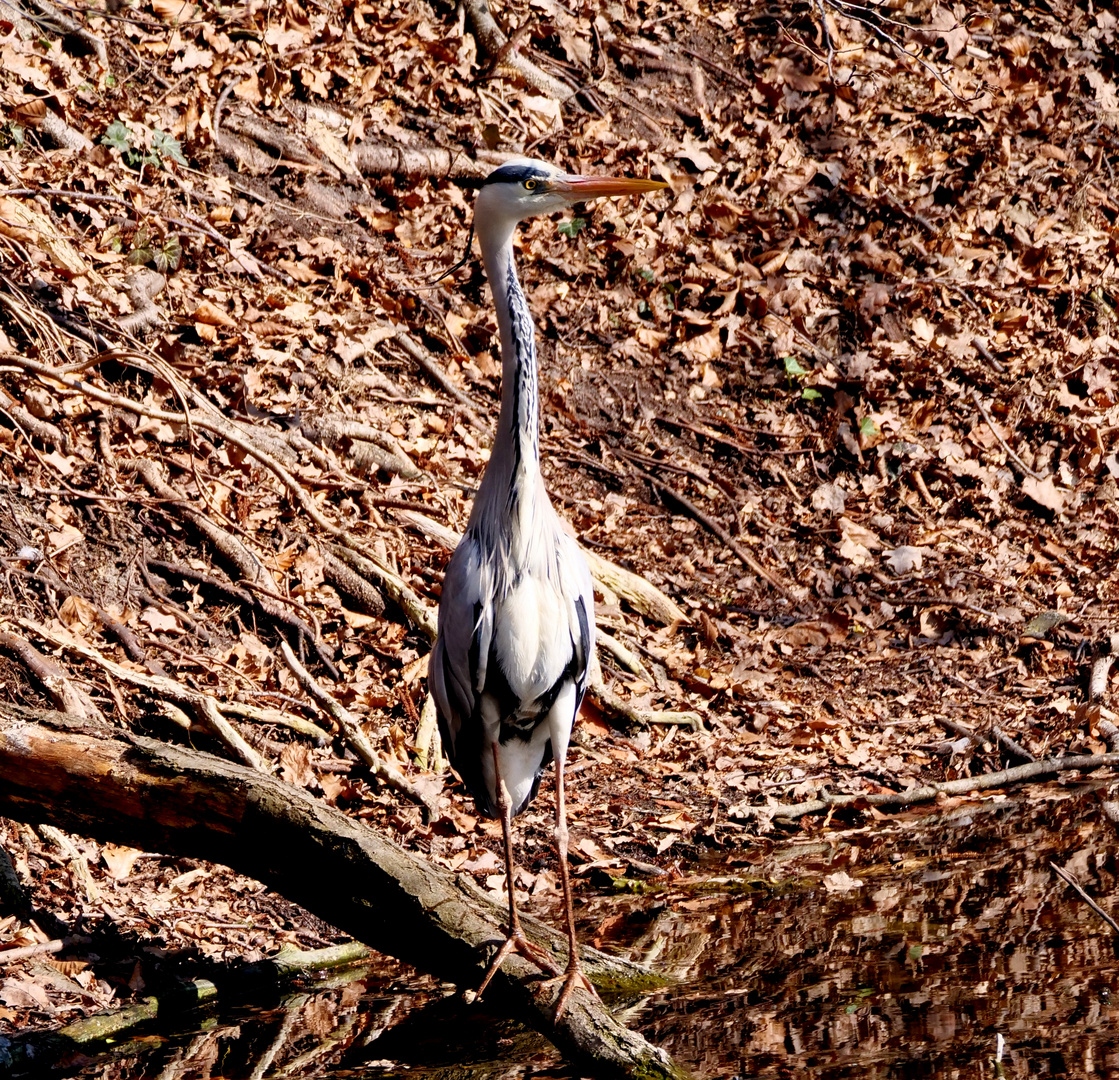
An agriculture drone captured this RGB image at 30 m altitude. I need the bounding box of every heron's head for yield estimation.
[475,158,667,229]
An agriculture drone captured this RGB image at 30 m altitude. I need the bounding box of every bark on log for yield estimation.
[0,704,688,1080]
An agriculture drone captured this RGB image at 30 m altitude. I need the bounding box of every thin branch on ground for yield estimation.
[1,188,288,282]
[279,641,439,820]
[390,330,487,431]
[17,0,108,66]
[0,934,91,965]
[933,715,1035,763]
[19,617,265,771]
[732,753,1119,822]
[636,465,796,601]
[818,0,980,101]
[969,389,1044,481]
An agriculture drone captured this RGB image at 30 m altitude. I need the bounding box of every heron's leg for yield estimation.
[474,743,560,1001]
[496,750,525,940]
[547,752,597,1019]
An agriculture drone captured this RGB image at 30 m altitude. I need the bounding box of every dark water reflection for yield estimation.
[23,788,1119,1079]
[625,787,1119,1078]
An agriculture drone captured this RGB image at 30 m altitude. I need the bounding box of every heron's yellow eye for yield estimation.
[523,179,538,191]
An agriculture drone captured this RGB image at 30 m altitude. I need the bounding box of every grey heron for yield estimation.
[430,158,667,1017]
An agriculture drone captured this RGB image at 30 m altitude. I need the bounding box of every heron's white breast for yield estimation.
[491,572,571,700]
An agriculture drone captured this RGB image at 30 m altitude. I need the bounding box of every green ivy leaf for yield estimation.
[122,148,149,170]
[151,130,188,166]
[102,121,133,152]
[783,356,810,378]
[802,387,822,401]
[859,416,879,439]
[154,235,183,272]
[558,217,587,238]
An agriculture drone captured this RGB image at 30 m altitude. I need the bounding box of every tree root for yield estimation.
[462,0,576,103]
[310,417,422,480]
[18,617,265,771]
[0,629,106,725]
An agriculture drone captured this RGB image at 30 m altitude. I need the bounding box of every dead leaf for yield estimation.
[885,546,931,574]
[1020,476,1069,514]
[193,299,235,327]
[0,977,50,1010]
[102,844,145,880]
[811,482,846,513]
[58,593,98,631]
[141,607,182,632]
[822,870,864,893]
[280,744,316,788]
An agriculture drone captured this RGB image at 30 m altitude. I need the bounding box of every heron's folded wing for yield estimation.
[430,533,493,753]
[562,534,595,708]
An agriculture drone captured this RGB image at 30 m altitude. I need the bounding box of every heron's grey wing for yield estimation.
[430,531,493,761]
[567,538,595,706]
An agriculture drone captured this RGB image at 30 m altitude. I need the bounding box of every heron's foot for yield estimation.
[474,932,562,1001]
[541,961,597,1020]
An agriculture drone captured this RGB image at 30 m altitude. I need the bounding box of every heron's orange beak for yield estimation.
[554,174,669,200]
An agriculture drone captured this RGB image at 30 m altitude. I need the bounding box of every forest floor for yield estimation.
[1,0,1118,1070]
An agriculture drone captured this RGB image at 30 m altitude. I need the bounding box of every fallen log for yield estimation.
[0,703,687,1080]
[0,943,377,1074]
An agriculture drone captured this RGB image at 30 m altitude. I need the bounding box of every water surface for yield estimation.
[14,788,1119,1078]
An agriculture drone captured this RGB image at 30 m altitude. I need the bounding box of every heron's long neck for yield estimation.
[481,227,541,488]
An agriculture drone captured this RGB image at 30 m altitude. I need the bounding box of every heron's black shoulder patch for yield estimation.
[482,162,551,187]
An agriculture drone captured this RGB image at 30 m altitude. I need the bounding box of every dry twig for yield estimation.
[933,715,1035,763]
[733,753,1119,823]
[636,466,796,601]
[279,641,438,820]
[391,330,487,431]
[969,389,1043,482]
[1050,861,1119,936]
